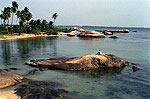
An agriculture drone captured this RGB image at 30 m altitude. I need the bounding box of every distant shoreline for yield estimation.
[57,25,150,29]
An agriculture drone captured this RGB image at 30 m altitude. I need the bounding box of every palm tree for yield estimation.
[2,7,11,25]
[49,21,54,29]
[41,19,48,29]
[16,10,20,24]
[52,13,58,24]
[0,12,3,25]
[11,1,18,26]
[26,12,32,24]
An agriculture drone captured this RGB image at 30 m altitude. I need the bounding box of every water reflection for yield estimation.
[78,37,105,41]
[57,67,124,78]
[1,41,11,65]
[0,37,58,66]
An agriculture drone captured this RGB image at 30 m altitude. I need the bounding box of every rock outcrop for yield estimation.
[77,31,105,38]
[25,54,131,71]
[0,69,24,89]
[70,27,85,32]
[104,29,130,33]
[104,31,113,35]
[67,31,78,36]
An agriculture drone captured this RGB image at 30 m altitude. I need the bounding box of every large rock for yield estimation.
[104,31,113,35]
[0,69,24,89]
[25,54,131,71]
[77,31,105,38]
[70,27,85,32]
[104,29,130,33]
[67,31,78,36]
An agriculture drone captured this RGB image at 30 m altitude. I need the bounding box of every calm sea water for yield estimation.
[0,26,150,99]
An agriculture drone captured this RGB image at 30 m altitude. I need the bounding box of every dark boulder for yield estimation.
[132,66,140,72]
[9,68,19,70]
[109,36,118,39]
[14,81,68,99]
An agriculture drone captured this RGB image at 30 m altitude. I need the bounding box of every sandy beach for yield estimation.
[0,90,20,99]
[0,33,66,41]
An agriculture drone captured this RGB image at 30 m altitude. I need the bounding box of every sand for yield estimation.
[0,90,20,99]
[0,33,65,41]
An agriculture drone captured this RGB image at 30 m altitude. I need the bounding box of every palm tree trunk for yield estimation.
[7,19,9,25]
[11,13,14,26]
[0,18,1,25]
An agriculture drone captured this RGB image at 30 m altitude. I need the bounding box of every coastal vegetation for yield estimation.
[0,1,70,36]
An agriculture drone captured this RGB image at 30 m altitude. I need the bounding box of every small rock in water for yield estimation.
[109,36,118,39]
[3,69,9,71]
[132,31,137,32]
[39,68,49,71]
[9,68,19,70]
[132,66,140,72]
[28,69,38,75]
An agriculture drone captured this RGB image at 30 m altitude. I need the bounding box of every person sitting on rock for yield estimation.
[96,50,102,55]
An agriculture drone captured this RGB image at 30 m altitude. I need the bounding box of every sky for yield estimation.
[0,0,150,27]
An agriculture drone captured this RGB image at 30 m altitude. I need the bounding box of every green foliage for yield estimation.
[0,1,67,36]
[12,25,19,33]
[32,29,40,34]
[55,28,71,33]
[46,29,57,35]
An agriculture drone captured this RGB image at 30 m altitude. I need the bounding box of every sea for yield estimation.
[0,26,150,99]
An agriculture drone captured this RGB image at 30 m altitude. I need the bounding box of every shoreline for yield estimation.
[0,90,20,99]
[0,33,66,41]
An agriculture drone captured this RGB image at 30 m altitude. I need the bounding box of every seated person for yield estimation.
[96,50,102,55]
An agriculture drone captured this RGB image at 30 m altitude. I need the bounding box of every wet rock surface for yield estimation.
[25,54,131,71]
[14,80,68,99]
[77,31,105,38]
[28,69,38,75]
[104,29,130,33]
[0,69,24,89]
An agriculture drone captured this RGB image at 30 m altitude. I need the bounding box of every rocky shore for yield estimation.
[0,69,24,89]
[25,54,131,70]
[0,69,68,99]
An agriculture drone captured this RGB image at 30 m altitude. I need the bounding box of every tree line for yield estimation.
[0,1,70,35]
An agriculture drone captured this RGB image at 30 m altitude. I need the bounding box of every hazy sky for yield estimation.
[0,0,150,27]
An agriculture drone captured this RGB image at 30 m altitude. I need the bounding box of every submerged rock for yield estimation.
[9,68,19,70]
[25,54,131,71]
[132,66,140,72]
[28,69,38,75]
[109,36,118,39]
[0,69,24,89]
[39,68,49,71]
[77,31,105,38]
[14,80,68,99]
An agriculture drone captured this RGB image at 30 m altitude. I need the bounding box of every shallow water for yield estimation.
[0,26,150,99]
